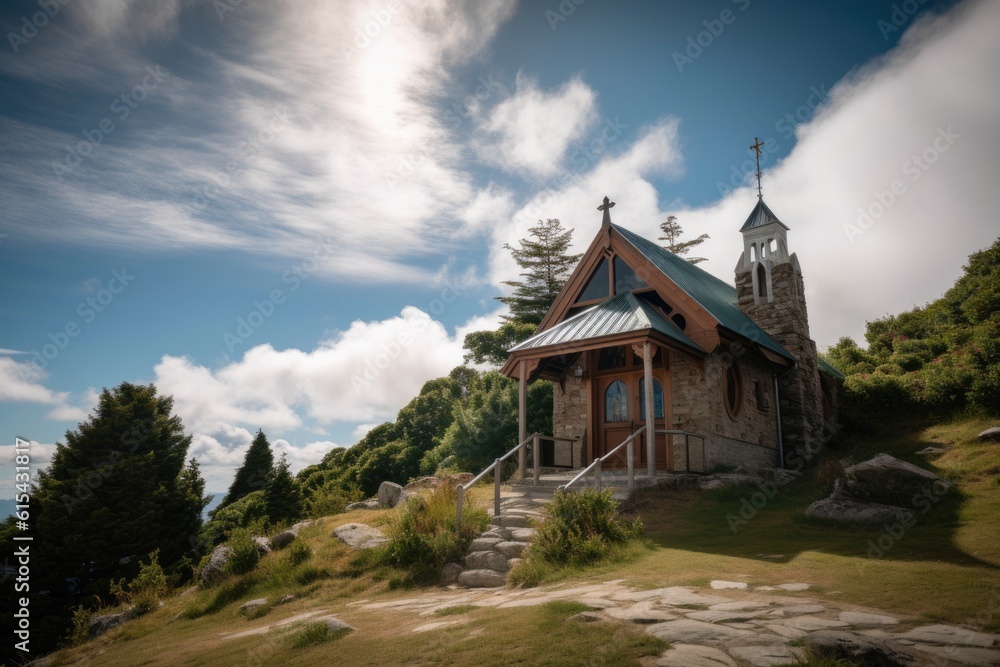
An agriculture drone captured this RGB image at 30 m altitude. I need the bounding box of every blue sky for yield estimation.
[1,0,997,494]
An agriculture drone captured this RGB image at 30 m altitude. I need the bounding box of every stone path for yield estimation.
[349,580,1000,666]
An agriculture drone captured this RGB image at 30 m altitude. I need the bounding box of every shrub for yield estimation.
[373,485,488,582]
[199,491,268,548]
[224,526,264,575]
[287,541,311,566]
[286,621,349,648]
[69,606,92,646]
[305,484,365,518]
[528,489,642,566]
[109,550,169,613]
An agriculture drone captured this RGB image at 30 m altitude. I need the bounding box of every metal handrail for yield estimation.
[558,426,646,493]
[456,432,538,528]
[654,429,707,473]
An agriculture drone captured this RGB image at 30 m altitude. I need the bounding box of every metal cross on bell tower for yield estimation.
[750,137,765,199]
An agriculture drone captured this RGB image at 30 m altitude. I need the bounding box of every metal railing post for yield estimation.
[595,459,602,492]
[532,433,540,485]
[456,484,464,527]
[493,459,502,518]
[627,438,634,491]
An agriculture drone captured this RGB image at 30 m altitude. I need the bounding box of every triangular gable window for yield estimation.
[575,258,609,303]
[613,256,648,293]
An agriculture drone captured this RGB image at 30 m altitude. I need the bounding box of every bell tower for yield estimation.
[735,140,824,464]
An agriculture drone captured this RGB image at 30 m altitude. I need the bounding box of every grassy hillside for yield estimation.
[37,416,1000,666]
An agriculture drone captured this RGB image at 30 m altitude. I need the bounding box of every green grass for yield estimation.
[43,417,1000,666]
[285,621,350,649]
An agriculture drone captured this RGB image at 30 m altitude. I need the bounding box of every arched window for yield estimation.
[749,244,757,263]
[671,313,686,330]
[639,378,664,419]
[724,361,743,419]
[604,380,629,423]
[757,263,767,298]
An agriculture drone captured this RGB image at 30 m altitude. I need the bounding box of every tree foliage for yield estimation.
[264,454,302,527]
[659,215,709,264]
[496,218,582,327]
[27,382,207,654]
[826,237,1000,426]
[462,321,538,366]
[218,429,274,511]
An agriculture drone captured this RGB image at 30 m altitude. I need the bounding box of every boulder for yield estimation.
[508,527,537,542]
[506,558,523,570]
[251,536,272,554]
[239,598,268,615]
[977,427,1000,442]
[320,617,354,632]
[468,537,503,552]
[270,531,296,550]
[806,494,915,525]
[333,523,389,549]
[494,515,530,528]
[289,520,312,535]
[494,541,527,559]
[842,453,948,504]
[457,569,507,588]
[377,481,406,508]
[345,499,381,511]
[447,472,474,487]
[441,562,464,585]
[89,607,140,638]
[805,630,916,666]
[465,550,508,572]
[201,545,234,585]
[654,643,737,667]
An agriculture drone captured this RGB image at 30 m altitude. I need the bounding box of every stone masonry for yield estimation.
[737,257,825,465]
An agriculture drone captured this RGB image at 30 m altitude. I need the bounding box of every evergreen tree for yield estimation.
[30,383,206,653]
[219,429,274,511]
[497,218,582,326]
[264,454,302,526]
[659,215,709,264]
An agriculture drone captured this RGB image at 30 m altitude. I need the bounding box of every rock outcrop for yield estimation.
[200,545,234,585]
[333,523,388,549]
[806,454,947,525]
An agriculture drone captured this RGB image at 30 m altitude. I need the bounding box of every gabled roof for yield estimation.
[818,355,845,380]
[510,291,704,354]
[610,224,795,363]
[739,198,789,232]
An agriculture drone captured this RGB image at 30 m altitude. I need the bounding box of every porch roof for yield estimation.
[509,291,705,355]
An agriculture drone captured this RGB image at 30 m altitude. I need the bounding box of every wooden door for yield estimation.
[596,370,671,471]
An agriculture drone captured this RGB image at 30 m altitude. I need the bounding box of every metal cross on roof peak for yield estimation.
[598,195,615,225]
[750,137,765,199]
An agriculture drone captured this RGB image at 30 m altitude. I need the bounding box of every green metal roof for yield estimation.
[739,198,789,232]
[611,223,796,363]
[509,291,704,354]
[818,355,845,380]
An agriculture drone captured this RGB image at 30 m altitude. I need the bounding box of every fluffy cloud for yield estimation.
[0,0,518,282]
[671,0,1000,346]
[0,357,67,404]
[475,74,598,178]
[0,441,58,496]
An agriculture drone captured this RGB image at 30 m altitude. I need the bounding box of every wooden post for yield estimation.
[644,342,656,478]
[519,360,527,480]
[532,433,540,485]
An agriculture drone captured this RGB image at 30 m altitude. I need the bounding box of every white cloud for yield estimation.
[155,306,478,434]
[0,0,518,282]
[0,357,70,404]
[475,74,598,177]
[0,441,58,497]
[674,0,1000,346]
[351,423,379,440]
[486,117,685,286]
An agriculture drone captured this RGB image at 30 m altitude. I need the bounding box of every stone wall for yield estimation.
[736,256,826,464]
[551,354,588,465]
[669,349,779,471]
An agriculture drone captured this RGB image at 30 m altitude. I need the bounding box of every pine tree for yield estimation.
[264,454,302,526]
[659,215,709,264]
[30,382,206,653]
[497,218,582,326]
[219,429,274,511]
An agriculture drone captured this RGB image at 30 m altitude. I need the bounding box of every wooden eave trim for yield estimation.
[536,226,613,333]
